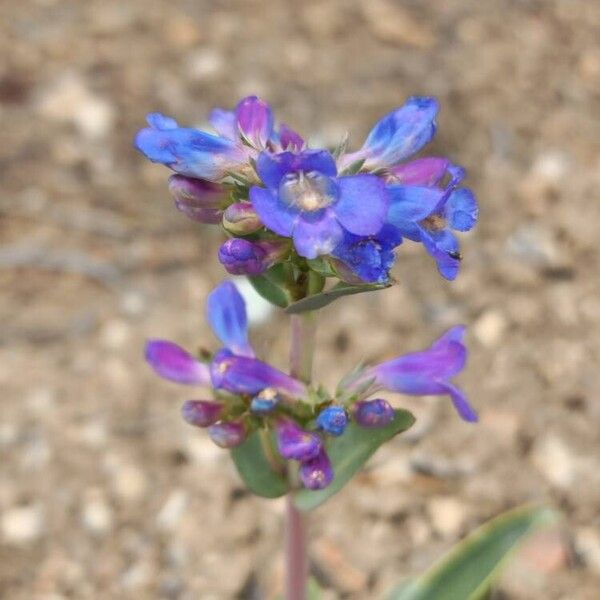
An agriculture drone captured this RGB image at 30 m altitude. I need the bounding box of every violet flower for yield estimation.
[275,418,322,461]
[218,238,289,276]
[250,150,389,259]
[299,449,334,490]
[145,281,306,399]
[354,399,395,428]
[339,96,439,172]
[350,326,477,422]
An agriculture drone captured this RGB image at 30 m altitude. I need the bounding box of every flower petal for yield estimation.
[250,186,298,236]
[235,96,274,147]
[367,326,468,395]
[389,157,450,185]
[334,175,388,235]
[210,351,306,397]
[279,123,304,151]
[361,96,439,168]
[387,185,445,223]
[134,125,246,181]
[421,228,461,280]
[446,188,479,232]
[299,448,334,490]
[292,210,344,259]
[442,383,478,423]
[146,112,178,130]
[207,281,254,357]
[208,108,236,139]
[145,340,210,385]
[256,150,337,190]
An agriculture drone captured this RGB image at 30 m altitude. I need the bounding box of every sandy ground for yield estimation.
[1,1,600,598]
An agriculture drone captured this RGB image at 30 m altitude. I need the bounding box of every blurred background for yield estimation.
[1,1,599,598]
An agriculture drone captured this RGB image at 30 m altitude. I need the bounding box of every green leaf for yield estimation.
[248,264,294,308]
[230,431,289,498]
[294,410,415,511]
[285,281,391,314]
[386,505,559,600]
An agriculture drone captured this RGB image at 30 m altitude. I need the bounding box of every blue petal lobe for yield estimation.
[292,210,344,259]
[206,281,254,357]
[446,188,479,232]
[335,175,388,236]
[250,186,298,236]
[387,185,445,223]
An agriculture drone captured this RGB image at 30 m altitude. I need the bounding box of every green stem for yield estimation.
[285,312,316,600]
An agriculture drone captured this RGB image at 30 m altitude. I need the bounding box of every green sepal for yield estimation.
[230,430,289,499]
[386,505,559,600]
[294,409,415,511]
[307,257,338,278]
[340,158,366,175]
[248,264,294,308]
[285,281,392,314]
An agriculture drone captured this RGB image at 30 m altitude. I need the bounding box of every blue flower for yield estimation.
[316,406,348,437]
[331,225,402,284]
[275,418,322,461]
[354,399,395,428]
[339,97,439,171]
[349,326,477,422]
[145,281,307,399]
[386,164,479,280]
[134,112,249,181]
[250,150,389,259]
[299,448,334,490]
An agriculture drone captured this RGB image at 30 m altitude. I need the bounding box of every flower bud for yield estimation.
[316,406,348,437]
[218,238,288,276]
[250,388,281,414]
[299,449,333,490]
[235,96,274,148]
[208,421,247,448]
[222,202,263,235]
[181,400,224,427]
[275,418,321,461]
[354,399,395,428]
[169,175,225,224]
[388,157,450,186]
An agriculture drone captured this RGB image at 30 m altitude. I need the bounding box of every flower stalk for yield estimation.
[285,312,316,600]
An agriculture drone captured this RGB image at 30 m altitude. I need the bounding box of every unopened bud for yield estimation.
[208,421,247,448]
[222,202,263,235]
[169,175,225,224]
[354,399,395,428]
[181,400,224,427]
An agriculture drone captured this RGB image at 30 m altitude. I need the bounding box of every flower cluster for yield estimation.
[135,95,478,287]
[145,282,476,490]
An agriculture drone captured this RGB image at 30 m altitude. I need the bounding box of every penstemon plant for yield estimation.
[135,97,555,599]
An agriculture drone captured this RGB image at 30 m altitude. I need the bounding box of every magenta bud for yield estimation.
[235,96,274,148]
[181,400,224,427]
[299,449,333,490]
[218,238,288,276]
[169,175,225,224]
[222,202,263,235]
[275,418,322,461]
[354,399,395,428]
[388,157,450,186]
[208,421,247,448]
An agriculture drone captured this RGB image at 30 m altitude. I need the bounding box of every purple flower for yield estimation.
[354,326,477,422]
[181,400,224,427]
[145,340,210,385]
[354,399,395,428]
[218,238,289,276]
[134,112,248,181]
[275,418,322,461]
[250,388,281,414]
[208,421,247,448]
[279,124,304,151]
[146,281,306,400]
[168,175,226,224]
[211,349,306,397]
[339,97,439,171]
[331,225,403,284]
[222,202,263,235]
[388,157,450,186]
[386,164,478,280]
[250,150,389,259]
[316,406,348,437]
[299,448,334,490]
[235,96,274,148]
